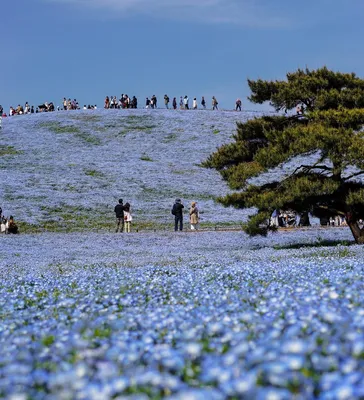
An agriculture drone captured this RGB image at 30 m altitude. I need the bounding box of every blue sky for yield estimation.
[1,0,364,112]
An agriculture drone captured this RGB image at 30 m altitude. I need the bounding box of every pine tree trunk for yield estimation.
[346,215,364,244]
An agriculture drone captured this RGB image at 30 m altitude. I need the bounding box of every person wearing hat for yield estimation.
[189,202,199,230]
[114,199,125,233]
[171,198,184,231]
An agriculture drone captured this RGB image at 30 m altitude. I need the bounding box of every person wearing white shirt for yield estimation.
[183,96,189,110]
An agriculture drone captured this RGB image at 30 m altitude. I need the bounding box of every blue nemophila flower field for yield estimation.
[0,110,363,399]
[1,109,265,230]
[1,228,363,399]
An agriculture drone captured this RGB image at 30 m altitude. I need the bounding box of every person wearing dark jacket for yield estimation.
[171,198,184,231]
[7,216,18,234]
[114,199,125,232]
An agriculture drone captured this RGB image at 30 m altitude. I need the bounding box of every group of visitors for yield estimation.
[105,94,138,109]
[1,94,244,118]
[62,98,80,110]
[114,198,199,233]
[0,207,18,234]
[270,209,352,228]
[2,98,89,118]
[60,99,97,111]
[270,210,310,228]
[145,95,157,109]
[114,199,133,233]
[2,102,55,117]
[156,95,223,111]
[8,103,36,116]
[171,199,199,231]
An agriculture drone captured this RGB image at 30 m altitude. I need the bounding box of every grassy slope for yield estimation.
[0,109,264,232]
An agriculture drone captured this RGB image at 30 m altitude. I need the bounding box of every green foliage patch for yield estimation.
[205,67,364,243]
[38,121,80,134]
[0,145,22,156]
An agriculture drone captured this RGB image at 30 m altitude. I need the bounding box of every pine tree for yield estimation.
[204,67,364,243]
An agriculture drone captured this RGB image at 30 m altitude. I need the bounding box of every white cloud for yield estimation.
[44,0,291,28]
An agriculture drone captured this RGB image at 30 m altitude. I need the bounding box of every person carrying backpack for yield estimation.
[212,96,218,110]
[164,94,170,109]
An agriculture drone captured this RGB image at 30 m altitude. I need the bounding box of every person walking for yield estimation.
[172,97,177,110]
[235,98,242,111]
[114,199,125,232]
[183,96,189,110]
[123,202,132,233]
[164,94,170,109]
[171,198,184,231]
[201,96,206,109]
[212,96,218,110]
[193,98,197,110]
[189,202,199,230]
[179,97,184,109]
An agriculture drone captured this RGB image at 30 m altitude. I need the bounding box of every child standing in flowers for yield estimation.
[189,202,199,230]
[123,203,132,233]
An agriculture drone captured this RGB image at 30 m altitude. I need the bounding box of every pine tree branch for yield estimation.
[316,205,346,217]
[343,171,364,181]
[291,164,333,175]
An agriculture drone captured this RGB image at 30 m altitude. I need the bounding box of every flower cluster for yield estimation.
[1,228,363,399]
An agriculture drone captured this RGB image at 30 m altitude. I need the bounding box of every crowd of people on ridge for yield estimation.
[0,102,56,117]
[0,94,243,119]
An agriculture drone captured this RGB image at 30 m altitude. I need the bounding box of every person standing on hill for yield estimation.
[184,96,189,110]
[189,202,199,230]
[172,97,177,110]
[212,96,218,110]
[164,94,170,109]
[171,198,184,231]
[235,98,242,111]
[114,199,125,233]
[201,97,206,109]
[179,97,184,109]
[193,98,197,110]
